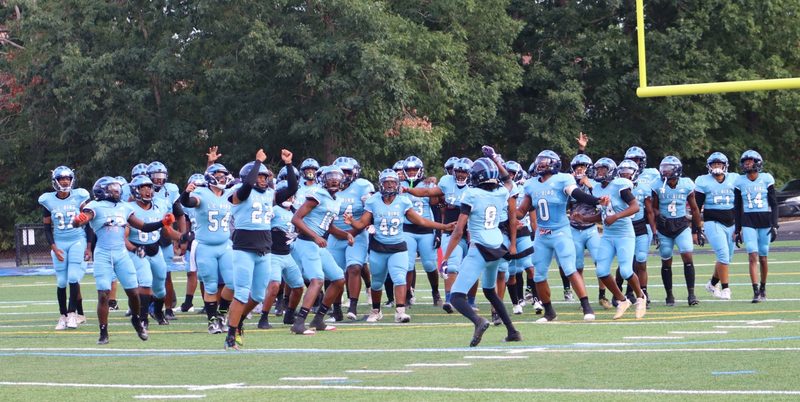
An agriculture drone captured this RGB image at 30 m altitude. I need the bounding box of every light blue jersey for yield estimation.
[499,182,521,222]
[184,207,198,232]
[592,178,635,238]
[631,180,652,222]
[302,187,341,237]
[460,186,509,248]
[638,167,661,187]
[190,187,232,245]
[38,188,91,243]
[523,172,576,230]
[272,206,295,234]
[84,200,134,250]
[153,183,180,213]
[695,173,737,211]
[364,193,413,245]
[401,181,435,223]
[230,184,275,230]
[127,198,169,244]
[333,179,373,231]
[439,175,468,208]
[652,177,695,218]
[734,173,775,213]
[292,182,317,210]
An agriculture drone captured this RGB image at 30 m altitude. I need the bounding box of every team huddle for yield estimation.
[38,137,779,348]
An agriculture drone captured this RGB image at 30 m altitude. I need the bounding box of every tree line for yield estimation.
[1,0,799,250]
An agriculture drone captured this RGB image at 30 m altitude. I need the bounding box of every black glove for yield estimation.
[734,232,743,248]
[697,231,706,247]
[652,235,660,248]
[433,231,441,249]
[769,227,778,243]
[135,246,146,258]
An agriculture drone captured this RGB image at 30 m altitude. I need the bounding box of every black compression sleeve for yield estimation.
[172,199,185,218]
[571,188,599,206]
[44,223,55,245]
[694,192,706,209]
[275,162,299,205]
[234,160,261,201]
[734,188,743,232]
[620,188,635,203]
[141,221,164,233]
[768,185,779,227]
[42,206,51,218]
[180,191,198,208]
[460,204,472,215]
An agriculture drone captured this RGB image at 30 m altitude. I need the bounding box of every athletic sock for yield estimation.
[372,301,381,310]
[204,301,218,321]
[139,294,152,320]
[759,282,766,292]
[507,282,519,305]
[542,302,556,318]
[426,271,439,297]
[315,303,330,320]
[483,288,516,334]
[297,307,310,320]
[385,277,394,302]
[661,261,673,292]
[615,267,624,290]
[599,288,606,299]
[752,283,759,294]
[153,298,165,317]
[227,325,236,337]
[711,277,720,286]
[68,282,80,313]
[559,267,570,290]
[467,295,476,306]
[57,287,67,316]
[683,262,696,289]
[579,296,593,314]
[77,298,84,315]
[218,298,230,316]
[515,272,524,301]
[348,298,358,312]
[183,294,194,306]
[445,291,451,303]
[721,283,729,289]
[450,293,480,325]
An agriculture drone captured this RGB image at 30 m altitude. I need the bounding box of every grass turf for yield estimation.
[1,242,799,401]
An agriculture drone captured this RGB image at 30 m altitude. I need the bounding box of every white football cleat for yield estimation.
[55,315,68,330]
[705,281,722,298]
[366,309,383,322]
[76,314,87,324]
[635,297,647,319]
[66,312,78,329]
[613,299,632,319]
[536,315,556,323]
[533,300,544,314]
[583,313,596,321]
[512,304,523,315]
[394,307,411,323]
[346,311,358,321]
[719,288,731,300]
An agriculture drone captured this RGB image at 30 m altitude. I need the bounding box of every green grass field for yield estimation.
[1,242,800,401]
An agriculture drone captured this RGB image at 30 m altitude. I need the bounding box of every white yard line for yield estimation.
[134,395,205,400]
[623,336,683,340]
[345,370,413,374]
[669,331,728,334]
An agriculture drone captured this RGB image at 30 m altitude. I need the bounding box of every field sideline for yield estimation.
[1,242,799,401]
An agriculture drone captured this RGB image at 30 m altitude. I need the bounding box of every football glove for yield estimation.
[769,227,778,243]
[162,213,176,227]
[734,232,743,248]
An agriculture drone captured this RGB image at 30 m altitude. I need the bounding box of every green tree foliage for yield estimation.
[1,0,799,251]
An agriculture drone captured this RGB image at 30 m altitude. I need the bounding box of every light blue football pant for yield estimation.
[51,238,88,288]
[452,244,502,293]
[328,230,369,269]
[441,232,468,274]
[571,226,601,270]
[658,227,693,259]
[129,247,168,298]
[293,238,344,281]
[705,220,735,264]
[93,248,137,291]
[742,226,770,256]
[271,253,305,289]
[232,250,270,303]
[532,226,576,282]
[596,235,636,280]
[194,241,234,295]
[404,232,437,273]
[369,250,408,290]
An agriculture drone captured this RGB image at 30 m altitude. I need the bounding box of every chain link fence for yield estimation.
[14,224,52,267]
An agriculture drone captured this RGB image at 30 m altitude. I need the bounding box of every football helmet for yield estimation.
[470,157,500,187]
[624,146,648,172]
[617,159,640,181]
[51,166,75,192]
[531,150,562,177]
[277,165,300,182]
[92,176,122,203]
[707,152,729,175]
[570,154,594,180]
[739,150,763,173]
[147,161,168,191]
[379,169,400,197]
[333,157,356,185]
[403,156,425,184]
[319,165,345,193]
[240,161,273,190]
[300,158,320,181]
[130,175,154,202]
[453,158,472,186]
[205,163,231,190]
[131,163,149,179]
[659,156,683,180]
[593,157,617,183]
[187,173,206,187]
[444,157,459,176]
[504,160,524,183]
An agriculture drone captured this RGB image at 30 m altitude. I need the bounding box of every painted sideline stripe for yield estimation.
[345,370,412,374]
[623,336,683,340]
[507,347,800,354]
[669,331,728,334]
[406,363,472,367]
[463,356,528,360]
[712,371,756,376]
[134,395,205,400]
[280,377,347,381]
[1,382,799,395]
[715,325,773,329]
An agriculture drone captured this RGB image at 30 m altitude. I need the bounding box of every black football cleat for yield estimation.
[97,331,109,345]
[469,319,491,347]
[257,314,273,330]
[503,331,523,343]
[131,316,149,341]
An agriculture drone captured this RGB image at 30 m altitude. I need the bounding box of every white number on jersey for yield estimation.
[667,200,677,217]
[537,199,550,221]
[378,218,401,236]
[746,192,764,209]
[53,211,76,230]
[483,205,497,229]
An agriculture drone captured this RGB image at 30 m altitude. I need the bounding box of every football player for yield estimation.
[695,152,737,300]
[72,176,173,344]
[179,163,235,334]
[223,148,297,349]
[125,175,179,327]
[580,158,647,319]
[290,166,354,335]
[734,150,778,303]
[39,166,92,330]
[442,153,521,346]
[517,150,606,322]
[651,156,703,306]
[617,159,656,308]
[345,169,453,323]
[328,157,374,321]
